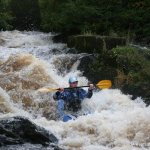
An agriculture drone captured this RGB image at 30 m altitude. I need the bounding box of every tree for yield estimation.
[0,0,13,30]
[10,0,41,30]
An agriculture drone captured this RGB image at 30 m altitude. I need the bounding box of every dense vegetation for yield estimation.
[0,0,150,42]
[112,46,150,104]
[10,0,41,30]
[0,0,13,30]
[39,0,150,41]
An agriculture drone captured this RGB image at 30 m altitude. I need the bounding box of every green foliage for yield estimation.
[0,0,13,30]
[0,12,13,30]
[39,0,150,40]
[112,46,150,83]
[39,0,94,33]
[0,0,150,39]
[10,0,41,30]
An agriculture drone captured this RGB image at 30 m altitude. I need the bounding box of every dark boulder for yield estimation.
[78,53,117,84]
[0,116,58,146]
[0,143,63,150]
[0,125,22,145]
[52,33,68,43]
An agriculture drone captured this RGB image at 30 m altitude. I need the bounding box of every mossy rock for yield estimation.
[67,35,126,53]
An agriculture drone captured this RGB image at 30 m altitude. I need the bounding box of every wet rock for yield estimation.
[78,54,117,83]
[66,48,78,54]
[0,116,58,146]
[67,35,126,53]
[52,33,68,43]
[51,48,62,54]
[0,143,63,150]
[0,125,22,145]
[52,55,78,75]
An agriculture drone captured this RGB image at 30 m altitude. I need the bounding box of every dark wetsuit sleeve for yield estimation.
[53,91,61,100]
[86,89,93,98]
[53,90,67,101]
[80,89,93,99]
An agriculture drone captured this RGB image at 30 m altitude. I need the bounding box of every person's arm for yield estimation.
[53,88,64,100]
[79,89,92,99]
[53,91,61,100]
[80,84,94,99]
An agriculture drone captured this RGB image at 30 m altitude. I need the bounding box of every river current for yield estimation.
[0,30,149,150]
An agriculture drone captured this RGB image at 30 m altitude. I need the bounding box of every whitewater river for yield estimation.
[0,31,149,150]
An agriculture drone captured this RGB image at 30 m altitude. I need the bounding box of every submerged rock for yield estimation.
[0,116,58,147]
[0,125,22,145]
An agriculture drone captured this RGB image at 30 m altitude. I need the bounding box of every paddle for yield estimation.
[38,80,112,93]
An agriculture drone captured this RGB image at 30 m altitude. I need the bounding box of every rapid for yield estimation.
[0,31,149,150]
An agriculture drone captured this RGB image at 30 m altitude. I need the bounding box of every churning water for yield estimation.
[0,30,149,150]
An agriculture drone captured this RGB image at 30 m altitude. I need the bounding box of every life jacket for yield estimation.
[64,88,81,112]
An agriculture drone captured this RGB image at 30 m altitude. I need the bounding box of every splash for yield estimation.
[0,31,87,119]
[0,87,14,114]
[35,90,150,150]
[0,31,149,150]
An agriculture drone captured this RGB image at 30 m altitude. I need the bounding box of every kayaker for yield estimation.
[53,76,94,122]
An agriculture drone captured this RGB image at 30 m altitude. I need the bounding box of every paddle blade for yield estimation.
[38,87,58,92]
[96,80,112,89]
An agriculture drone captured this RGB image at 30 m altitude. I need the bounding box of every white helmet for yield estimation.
[68,76,78,83]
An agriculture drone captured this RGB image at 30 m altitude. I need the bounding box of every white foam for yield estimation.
[0,31,149,150]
